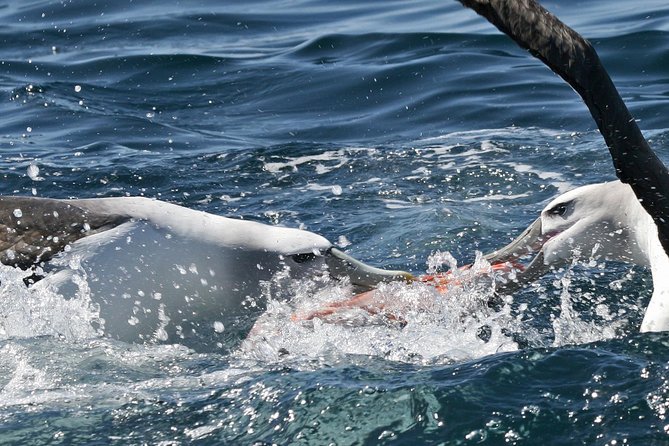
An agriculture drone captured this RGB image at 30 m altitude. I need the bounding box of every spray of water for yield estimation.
[240,249,638,364]
[0,244,635,369]
[0,264,100,341]
[240,251,522,363]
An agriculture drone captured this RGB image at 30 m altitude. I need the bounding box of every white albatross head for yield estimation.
[535,181,647,266]
[485,180,669,332]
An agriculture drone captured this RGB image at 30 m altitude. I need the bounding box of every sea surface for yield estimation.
[1,0,669,444]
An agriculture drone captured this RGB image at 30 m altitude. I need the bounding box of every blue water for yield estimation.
[1,0,669,444]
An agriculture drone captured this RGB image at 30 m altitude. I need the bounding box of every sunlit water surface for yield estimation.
[1,0,669,444]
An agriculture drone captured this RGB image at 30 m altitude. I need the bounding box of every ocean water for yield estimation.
[1,0,669,444]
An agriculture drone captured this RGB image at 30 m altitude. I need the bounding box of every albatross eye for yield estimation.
[547,202,569,217]
[291,253,317,263]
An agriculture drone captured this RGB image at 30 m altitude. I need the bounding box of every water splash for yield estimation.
[0,241,634,365]
[426,250,459,275]
[0,264,100,342]
[239,248,643,365]
[240,251,523,364]
[551,274,621,347]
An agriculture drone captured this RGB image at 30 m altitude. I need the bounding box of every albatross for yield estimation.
[455,0,669,331]
[482,180,669,332]
[0,195,410,347]
[4,0,669,345]
[306,1,669,331]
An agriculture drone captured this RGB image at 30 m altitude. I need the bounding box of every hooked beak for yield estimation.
[483,217,561,293]
[325,247,414,290]
[324,217,562,294]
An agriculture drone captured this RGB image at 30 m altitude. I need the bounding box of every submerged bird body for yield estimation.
[0,196,408,348]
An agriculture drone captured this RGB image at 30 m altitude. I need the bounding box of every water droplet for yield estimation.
[154,327,168,341]
[27,163,40,180]
[337,235,351,248]
[213,321,225,333]
[74,85,81,92]
[13,209,22,218]
[332,185,343,196]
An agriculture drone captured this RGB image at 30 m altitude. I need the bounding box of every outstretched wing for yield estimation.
[457,0,669,251]
[0,197,128,269]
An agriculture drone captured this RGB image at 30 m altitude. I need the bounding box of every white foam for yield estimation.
[240,252,522,364]
[382,199,417,209]
[263,149,350,174]
[464,192,531,202]
[511,163,574,193]
[240,249,636,364]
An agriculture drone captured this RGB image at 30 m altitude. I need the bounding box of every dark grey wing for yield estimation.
[457,0,669,251]
[0,197,129,269]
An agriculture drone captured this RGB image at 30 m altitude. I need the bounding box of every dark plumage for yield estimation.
[0,197,128,269]
[458,0,669,252]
